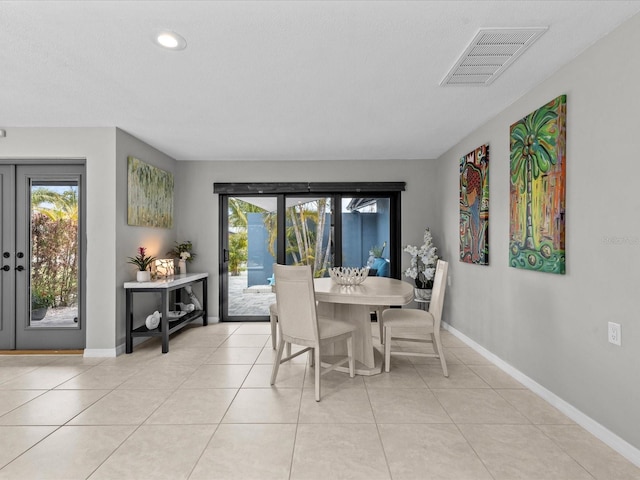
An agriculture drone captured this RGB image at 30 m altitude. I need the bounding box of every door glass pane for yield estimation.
[285,197,333,277]
[227,197,277,317]
[30,181,79,328]
[342,197,391,277]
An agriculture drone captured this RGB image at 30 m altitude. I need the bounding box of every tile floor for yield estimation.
[0,322,638,480]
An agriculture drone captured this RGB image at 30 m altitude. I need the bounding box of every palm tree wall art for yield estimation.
[509,95,566,273]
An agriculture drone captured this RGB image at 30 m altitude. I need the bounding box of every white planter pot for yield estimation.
[179,259,187,274]
[136,270,151,282]
[414,288,432,301]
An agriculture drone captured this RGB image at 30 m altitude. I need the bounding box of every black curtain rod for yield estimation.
[213,182,406,195]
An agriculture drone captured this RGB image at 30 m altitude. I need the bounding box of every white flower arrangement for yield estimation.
[167,241,196,263]
[404,228,438,289]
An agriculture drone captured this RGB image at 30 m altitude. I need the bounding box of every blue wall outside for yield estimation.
[246,199,390,286]
[247,213,275,287]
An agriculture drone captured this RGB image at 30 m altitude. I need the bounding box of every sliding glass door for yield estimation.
[284,196,333,276]
[341,196,392,276]
[216,183,403,322]
[220,196,278,321]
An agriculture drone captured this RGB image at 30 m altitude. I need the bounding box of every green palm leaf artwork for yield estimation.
[509,95,566,274]
[127,156,174,228]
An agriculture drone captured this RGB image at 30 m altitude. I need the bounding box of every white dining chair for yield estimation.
[270,264,356,401]
[269,302,278,349]
[269,302,291,357]
[381,259,449,377]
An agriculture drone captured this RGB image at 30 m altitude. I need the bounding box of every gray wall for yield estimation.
[174,159,439,318]
[115,129,178,348]
[433,13,640,450]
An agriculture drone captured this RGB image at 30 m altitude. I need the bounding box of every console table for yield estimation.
[124,272,208,354]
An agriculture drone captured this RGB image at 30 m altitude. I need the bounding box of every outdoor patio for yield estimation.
[228,270,275,317]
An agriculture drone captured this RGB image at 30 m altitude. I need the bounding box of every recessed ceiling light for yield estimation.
[154,30,187,50]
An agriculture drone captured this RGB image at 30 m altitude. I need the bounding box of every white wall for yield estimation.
[0,128,118,352]
[433,13,640,450]
[175,159,439,319]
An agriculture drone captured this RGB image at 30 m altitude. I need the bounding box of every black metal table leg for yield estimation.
[161,289,169,353]
[202,277,208,326]
[125,289,133,353]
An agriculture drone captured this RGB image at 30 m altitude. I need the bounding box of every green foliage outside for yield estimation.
[31,188,79,308]
[228,232,248,276]
[286,199,331,277]
[227,197,331,278]
[228,198,268,276]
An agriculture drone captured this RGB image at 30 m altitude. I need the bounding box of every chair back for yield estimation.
[273,264,319,344]
[428,260,448,329]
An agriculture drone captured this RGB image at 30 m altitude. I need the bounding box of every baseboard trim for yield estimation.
[0,349,83,355]
[83,348,117,358]
[442,321,640,468]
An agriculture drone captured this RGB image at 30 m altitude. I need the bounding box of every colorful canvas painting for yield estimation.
[460,144,489,265]
[127,156,174,228]
[509,95,566,273]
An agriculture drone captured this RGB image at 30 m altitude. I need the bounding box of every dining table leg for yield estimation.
[316,301,383,375]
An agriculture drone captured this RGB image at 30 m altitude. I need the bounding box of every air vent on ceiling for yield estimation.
[441,27,547,86]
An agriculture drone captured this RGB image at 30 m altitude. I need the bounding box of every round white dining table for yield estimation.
[313,276,414,375]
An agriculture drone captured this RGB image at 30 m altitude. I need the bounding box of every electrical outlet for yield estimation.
[608,322,621,346]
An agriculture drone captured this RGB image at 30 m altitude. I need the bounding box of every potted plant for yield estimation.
[31,289,53,321]
[167,241,196,274]
[403,228,439,301]
[367,241,390,277]
[370,241,386,259]
[128,246,156,282]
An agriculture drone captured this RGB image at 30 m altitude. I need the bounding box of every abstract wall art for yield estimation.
[509,95,566,274]
[127,156,174,228]
[460,144,489,265]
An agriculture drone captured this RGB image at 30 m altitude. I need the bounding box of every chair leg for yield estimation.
[270,338,285,385]
[270,311,278,350]
[347,335,354,378]
[314,347,321,402]
[286,341,291,358]
[384,325,392,373]
[309,347,315,367]
[432,331,448,377]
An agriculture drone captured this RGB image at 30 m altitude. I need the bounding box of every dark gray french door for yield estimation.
[0,163,85,350]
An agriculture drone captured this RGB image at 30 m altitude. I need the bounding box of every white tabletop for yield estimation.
[124,272,208,289]
[313,276,414,306]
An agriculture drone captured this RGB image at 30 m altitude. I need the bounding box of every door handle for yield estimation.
[1,265,9,272]
[223,249,229,262]
[15,265,25,271]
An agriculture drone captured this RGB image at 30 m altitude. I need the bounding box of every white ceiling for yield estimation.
[1,1,639,161]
